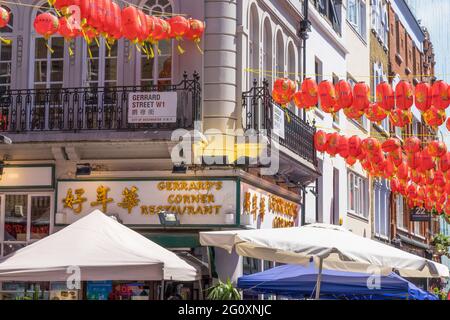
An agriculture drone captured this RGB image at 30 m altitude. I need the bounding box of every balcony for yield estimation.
[242,80,318,168]
[0,72,201,140]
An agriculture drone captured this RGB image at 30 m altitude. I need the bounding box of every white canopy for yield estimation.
[0,210,199,282]
[200,224,449,278]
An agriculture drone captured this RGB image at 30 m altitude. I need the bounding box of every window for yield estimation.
[374,179,390,238]
[242,257,261,300]
[371,1,389,46]
[0,6,13,94]
[314,0,342,35]
[276,31,284,78]
[347,0,366,39]
[347,171,369,218]
[332,168,340,225]
[32,3,65,90]
[140,0,173,86]
[287,42,296,113]
[395,17,400,53]
[248,4,260,90]
[1,194,52,257]
[262,19,273,88]
[85,40,118,90]
[315,58,323,84]
[396,195,405,230]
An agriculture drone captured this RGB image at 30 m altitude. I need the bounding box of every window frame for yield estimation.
[374,179,390,239]
[347,170,369,219]
[0,5,15,93]
[136,0,174,87]
[0,192,54,257]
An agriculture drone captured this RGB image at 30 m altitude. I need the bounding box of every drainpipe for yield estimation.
[298,0,311,121]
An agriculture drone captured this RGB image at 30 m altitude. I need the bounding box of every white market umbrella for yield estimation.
[200,224,449,298]
[0,210,199,282]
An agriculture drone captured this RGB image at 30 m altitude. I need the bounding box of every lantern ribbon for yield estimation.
[175,36,185,55]
[194,38,204,54]
[0,37,12,45]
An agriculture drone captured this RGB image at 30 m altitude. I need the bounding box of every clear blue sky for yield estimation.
[405,0,450,144]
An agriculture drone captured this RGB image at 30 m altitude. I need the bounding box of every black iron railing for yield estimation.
[242,79,317,166]
[0,72,201,132]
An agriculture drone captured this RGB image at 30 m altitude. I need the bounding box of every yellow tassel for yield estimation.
[87,47,93,59]
[0,37,12,45]
[105,41,111,57]
[148,45,155,58]
[94,37,100,48]
[283,108,291,123]
[45,42,54,54]
[195,39,203,54]
[177,44,185,55]
[68,44,73,56]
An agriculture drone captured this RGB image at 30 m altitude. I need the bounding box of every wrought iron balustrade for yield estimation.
[0,72,201,133]
[242,79,317,166]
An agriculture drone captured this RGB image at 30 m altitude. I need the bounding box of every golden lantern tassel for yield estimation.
[194,38,203,54]
[94,37,100,48]
[283,107,291,123]
[177,44,185,55]
[45,41,54,54]
[0,37,12,45]
[68,42,74,56]
[105,40,111,57]
[148,44,155,58]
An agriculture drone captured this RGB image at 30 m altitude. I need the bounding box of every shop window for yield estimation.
[140,0,173,87]
[347,171,369,219]
[243,257,261,300]
[0,5,13,94]
[396,195,405,230]
[1,193,52,257]
[374,179,390,239]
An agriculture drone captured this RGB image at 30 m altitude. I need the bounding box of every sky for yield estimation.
[405,0,450,145]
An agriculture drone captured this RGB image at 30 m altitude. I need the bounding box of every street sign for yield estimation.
[410,207,431,222]
[128,92,177,123]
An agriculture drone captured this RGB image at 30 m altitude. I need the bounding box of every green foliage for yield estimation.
[206,279,241,300]
[433,287,448,300]
[432,233,450,256]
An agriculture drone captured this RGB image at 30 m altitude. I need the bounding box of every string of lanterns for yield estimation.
[30,0,205,57]
[314,131,450,216]
[272,77,450,130]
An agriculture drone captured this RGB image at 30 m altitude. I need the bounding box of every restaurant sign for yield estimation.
[240,183,300,229]
[128,92,177,123]
[56,180,237,226]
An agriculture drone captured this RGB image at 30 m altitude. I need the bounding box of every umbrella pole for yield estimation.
[160,280,165,300]
[315,258,324,300]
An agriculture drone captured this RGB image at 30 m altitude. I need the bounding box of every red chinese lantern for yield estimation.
[293,91,305,110]
[58,16,81,40]
[346,156,357,166]
[314,131,328,153]
[34,13,60,38]
[397,161,410,181]
[110,1,122,40]
[365,103,387,123]
[404,137,421,154]
[423,106,446,127]
[337,136,350,158]
[388,149,403,167]
[343,106,364,120]
[389,109,412,127]
[361,159,373,173]
[154,18,171,41]
[301,78,319,108]
[447,117,450,132]
[168,16,190,54]
[318,81,338,112]
[184,18,205,53]
[384,159,396,179]
[395,81,414,110]
[407,184,418,199]
[352,82,370,111]
[390,178,400,194]
[418,149,436,172]
[444,202,450,216]
[382,138,401,153]
[335,80,353,109]
[348,135,362,158]
[431,80,449,110]
[376,81,395,112]
[326,133,340,157]
[439,152,450,172]
[434,170,446,188]
[121,6,143,42]
[410,170,422,184]
[428,140,447,158]
[414,82,432,112]
[273,78,296,106]
[407,152,421,170]
[361,137,381,155]
[0,6,10,28]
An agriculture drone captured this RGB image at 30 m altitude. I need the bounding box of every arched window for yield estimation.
[32,3,66,90]
[276,31,284,78]
[248,4,259,90]
[140,0,173,86]
[0,5,13,93]
[287,42,296,113]
[262,18,273,88]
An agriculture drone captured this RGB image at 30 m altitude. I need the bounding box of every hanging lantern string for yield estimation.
[245,68,441,81]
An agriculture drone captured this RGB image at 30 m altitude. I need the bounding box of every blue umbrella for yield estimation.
[238,263,438,300]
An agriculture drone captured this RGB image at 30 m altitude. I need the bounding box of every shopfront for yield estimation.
[0,173,302,300]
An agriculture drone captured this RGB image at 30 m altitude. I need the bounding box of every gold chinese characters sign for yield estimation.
[58,180,237,225]
[241,184,299,229]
